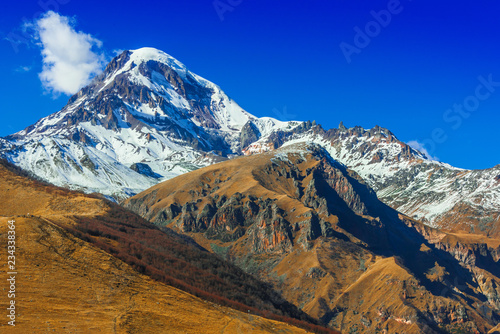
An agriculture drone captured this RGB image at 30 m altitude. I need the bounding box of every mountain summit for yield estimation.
[0,48,299,198]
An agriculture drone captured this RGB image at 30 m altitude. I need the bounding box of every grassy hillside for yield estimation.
[0,159,335,333]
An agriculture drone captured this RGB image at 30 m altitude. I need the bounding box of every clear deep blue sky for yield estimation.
[1,0,499,169]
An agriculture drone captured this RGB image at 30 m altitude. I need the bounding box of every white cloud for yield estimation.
[407,140,439,161]
[34,11,105,96]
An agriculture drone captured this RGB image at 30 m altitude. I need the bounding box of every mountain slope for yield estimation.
[0,48,299,199]
[0,216,311,334]
[125,143,500,333]
[0,159,334,333]
[244,123,500,237]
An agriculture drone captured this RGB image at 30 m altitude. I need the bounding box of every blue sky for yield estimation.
[1,0,499,169]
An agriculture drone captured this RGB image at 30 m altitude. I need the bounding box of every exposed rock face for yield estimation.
[130,162,159,178]
[248,202,294,254]
[401,214,500,271]
[240,121,261,149]
[125,143,500,333]
[153,190,295,252]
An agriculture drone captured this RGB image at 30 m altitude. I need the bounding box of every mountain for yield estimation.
[0,158,337,333]
[243,123,500,237]
[125,143,500,333]
[0,47,299,199]
[2,46,499,236]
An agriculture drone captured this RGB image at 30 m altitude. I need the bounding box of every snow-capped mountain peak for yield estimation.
[129,47,189,76]
[1,47,299,199]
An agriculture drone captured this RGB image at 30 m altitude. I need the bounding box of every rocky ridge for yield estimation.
[244,123,500,237]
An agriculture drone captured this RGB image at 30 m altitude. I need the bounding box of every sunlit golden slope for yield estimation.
[0,160,313,333]
[0,216,309,333]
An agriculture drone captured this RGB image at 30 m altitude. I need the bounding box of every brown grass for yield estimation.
[0,216,310,333]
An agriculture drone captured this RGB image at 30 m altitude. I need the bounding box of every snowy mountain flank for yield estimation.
[1,47,499,235]
[244,124,500,235]
[0,48,300,199]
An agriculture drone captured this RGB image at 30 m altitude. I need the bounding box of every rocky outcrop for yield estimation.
[248,202,294,254]
[400,214,500,276]
[130,162,160,178]
[240,121,261,149]
[151,192,296,252]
